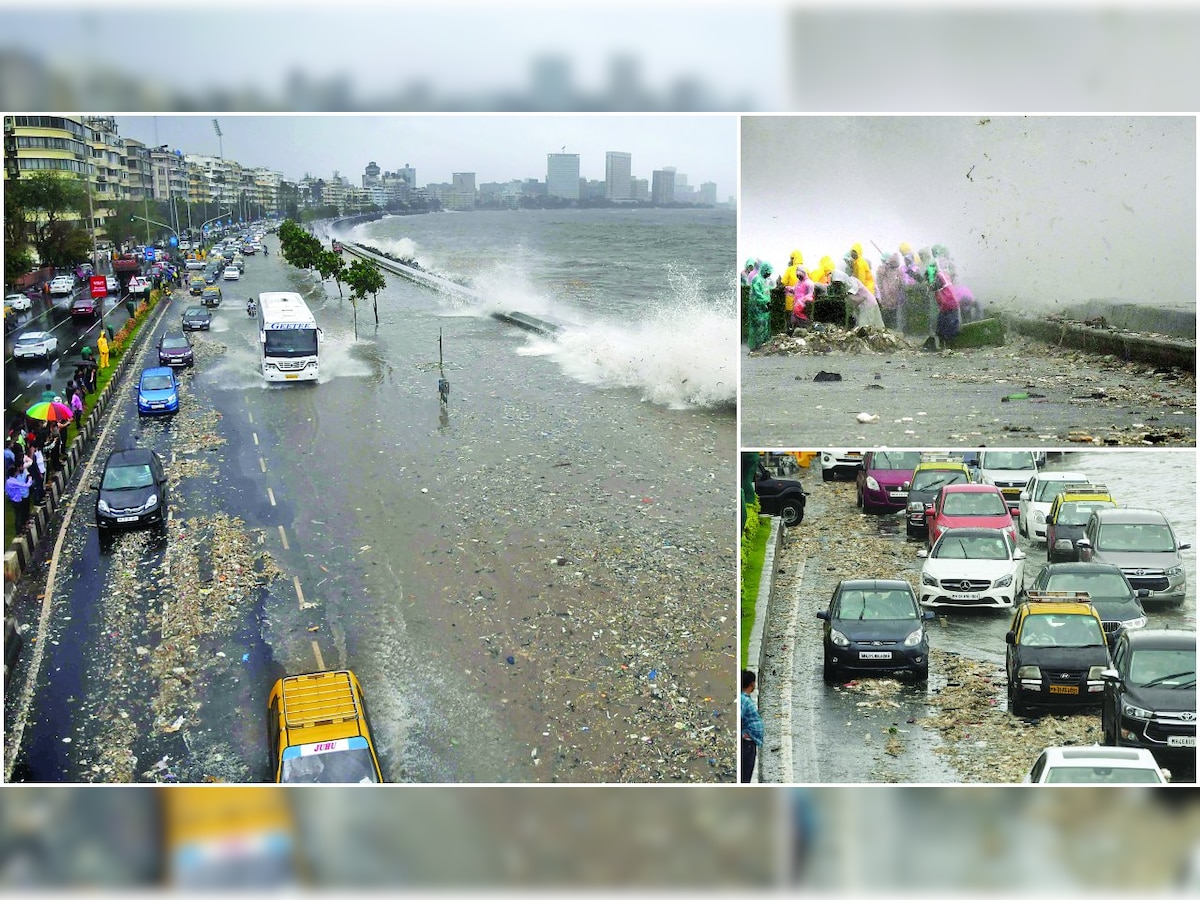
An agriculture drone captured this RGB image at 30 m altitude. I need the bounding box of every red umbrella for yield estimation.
[25,400,74,422]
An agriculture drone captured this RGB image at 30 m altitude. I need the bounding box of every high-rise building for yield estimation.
[605,151,632,201]
[630,177,649,202]
[546,152,580,200]
[363,160,381,188]
[651,168,675,204]
[699,181,717,206]
[449,172,477,210]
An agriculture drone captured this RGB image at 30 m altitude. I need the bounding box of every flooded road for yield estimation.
[758,450,1195,783]
[741,336,1195,447]
[5,241,736,782]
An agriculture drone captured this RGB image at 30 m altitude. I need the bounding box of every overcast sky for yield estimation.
[741,116,1196,309]
[116,115,736,194]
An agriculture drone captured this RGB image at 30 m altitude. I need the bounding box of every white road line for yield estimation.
[311,640,325,670]
[293,576,306,610]
[267,487,276,506]
[252,432,259,446]
[258,457,266,473]
[247,411,254,424]
[278,525,289,550]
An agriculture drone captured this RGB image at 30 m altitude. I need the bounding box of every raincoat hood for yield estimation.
[789,250,804,266]
[885,253,901,268]
[759,262,774,277]
[852,242,864,257]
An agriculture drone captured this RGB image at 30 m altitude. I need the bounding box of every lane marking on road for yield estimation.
[2,290,174,781]
[293,576,306,610]
[278,525,289,550]
[311,641,326,670]
[258,457,266,473]
[247,411,254,424]
[252,432,259,446]
[267,487,276,506]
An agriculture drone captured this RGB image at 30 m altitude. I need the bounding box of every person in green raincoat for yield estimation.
[747,261,773,351]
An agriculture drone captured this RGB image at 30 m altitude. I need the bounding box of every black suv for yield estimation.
[754,462,806,526]
[95,448,169,537]
[1028,563,1149,641]
[1102,628,1196,773]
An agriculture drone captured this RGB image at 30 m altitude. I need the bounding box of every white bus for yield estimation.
[257,291,321,382]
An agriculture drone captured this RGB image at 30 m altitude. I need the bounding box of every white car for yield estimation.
[106,275,119,294]
[820,449,865,482]
[128,277,151,296]
[4,293,32,312]
[12,330,58,359]
[1017,471,1087,541]
[976,449,1039,515]
[185,258,205,270]
[918,526,1026,609]
[1024,745,1169,784]
[223,266,241,281]
[49,275,75,296]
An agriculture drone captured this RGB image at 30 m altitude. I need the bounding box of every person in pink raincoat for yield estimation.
[874,252,907,332]
[786,265,814,335]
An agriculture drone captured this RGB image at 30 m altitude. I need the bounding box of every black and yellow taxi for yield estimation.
[189,274,207,296]
[1045,483,1116,562]
[267,669,383,783]
[904,456,973,540]
[201,285,223,308]
[1005,590,1111,717]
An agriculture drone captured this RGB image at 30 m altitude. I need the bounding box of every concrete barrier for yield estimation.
[744,516,785,784]
[1005,314,1195,370]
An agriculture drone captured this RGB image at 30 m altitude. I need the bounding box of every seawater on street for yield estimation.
[756,449,1195,784]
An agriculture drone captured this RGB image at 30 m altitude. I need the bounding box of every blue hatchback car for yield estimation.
[137,366,179,415]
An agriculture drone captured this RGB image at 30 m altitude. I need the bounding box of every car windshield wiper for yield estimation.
[1140,671,1197,688]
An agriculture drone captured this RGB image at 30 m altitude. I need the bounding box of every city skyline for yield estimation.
[115,115,734,196]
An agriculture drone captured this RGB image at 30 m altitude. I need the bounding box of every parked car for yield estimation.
[754,461,807,526]
[181,306,212,331]
[70,294,97,318]
[820,450,864,482]
[1017,470,1088,541]
[137,366,179,416]
[268,670,383,783]
[1101,628,1195,774]
[1024,745,1169,784]
[128,276,151,297]
[905,457,973,539]
[1078,508,1190,606]
[157,331,194,368]
[856,450,922,515]
[1005,591,1110,717]
[817,579,933,683]
[49,275,76,296]
[1045,483,1117,562]
[12,331,58,359]
[917,527,1026,609]
[1028,563,1148,639]
[4,293,32,312]
[223,266,241,281]
[925,483,1015,547]
[94,447,169,535]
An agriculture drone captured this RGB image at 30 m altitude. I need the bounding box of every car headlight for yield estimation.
[866,476,880,491]
[1125,616,1147,630]
[1017,665,1041,680]
[1121,700,1153,720]
[829,628,850,648]
[145,494,158,509]
[1166,565,1183,577]
[1032,510,1045,524]
[921,572,938,587]
[907,501,924,513]
[98,499,111,513]
[903,628,924,647]
[993,574,1013,588]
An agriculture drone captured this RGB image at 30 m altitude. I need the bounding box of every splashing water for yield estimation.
[514,265,736,410]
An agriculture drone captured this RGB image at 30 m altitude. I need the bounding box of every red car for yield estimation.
[925,483,1015,547]
[70,294,97,318]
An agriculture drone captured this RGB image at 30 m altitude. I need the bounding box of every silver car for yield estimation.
[1078,508,1190,606]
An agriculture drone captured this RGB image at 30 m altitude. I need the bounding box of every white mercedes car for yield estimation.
[918,527,1026,609]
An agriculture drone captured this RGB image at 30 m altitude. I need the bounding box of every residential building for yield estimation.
[546,152,580,200]
[699,181,717,206]
[651,168,675,204]
[449,172,476,210]
[605,151,632,201]
[630,177,649,202]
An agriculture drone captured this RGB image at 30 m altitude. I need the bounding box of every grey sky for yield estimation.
[741,116,1196,310]
[116,115,736,195]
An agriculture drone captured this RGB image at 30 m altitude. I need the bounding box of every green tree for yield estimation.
[344,258,387,340]
[314,249,346,299]
[4,171,87,273]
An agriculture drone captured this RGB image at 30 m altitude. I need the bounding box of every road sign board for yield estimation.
[90,275,107,299]
[144,246,155,261]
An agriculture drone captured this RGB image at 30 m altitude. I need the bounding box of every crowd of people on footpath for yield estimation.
[743,242,980,351]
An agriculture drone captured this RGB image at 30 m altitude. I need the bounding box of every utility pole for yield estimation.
[84,147,105,340]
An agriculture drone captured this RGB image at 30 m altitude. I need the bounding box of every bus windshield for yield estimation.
[264,329,318,358]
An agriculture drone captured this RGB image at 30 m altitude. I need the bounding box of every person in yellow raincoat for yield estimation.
[97,331,109,369]
[846,242,877,296]
[779,250,804,322]
[809,255,835,286]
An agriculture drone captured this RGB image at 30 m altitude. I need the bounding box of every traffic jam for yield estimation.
[751,448,1196,784]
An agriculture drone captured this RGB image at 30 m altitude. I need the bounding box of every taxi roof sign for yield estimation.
[1059,483,1110,495]
[1025,590,1092,603]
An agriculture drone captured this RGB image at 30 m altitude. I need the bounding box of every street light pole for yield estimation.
[85,149,105,340]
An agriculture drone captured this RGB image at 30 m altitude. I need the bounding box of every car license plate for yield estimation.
[847,451,862,458]
[1048,685,1078,695]
[116,516,139,523]
[950,592,979,601]
[285,374,298,380]
[1167,735,1196,747]
[889,491,907,499]
[859,651,892,660]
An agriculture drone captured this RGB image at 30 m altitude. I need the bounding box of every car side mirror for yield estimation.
[90,482,100,491]
[1100,668,1119,681]
[917,549,928,558]
[1019,491,1030,501]
[923,610,935,621]
[1004,631,1015,645]
[1179,542,1192,551]
[816,610,829,621]
[1014,549,1026,560]
[901,481,911,491]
